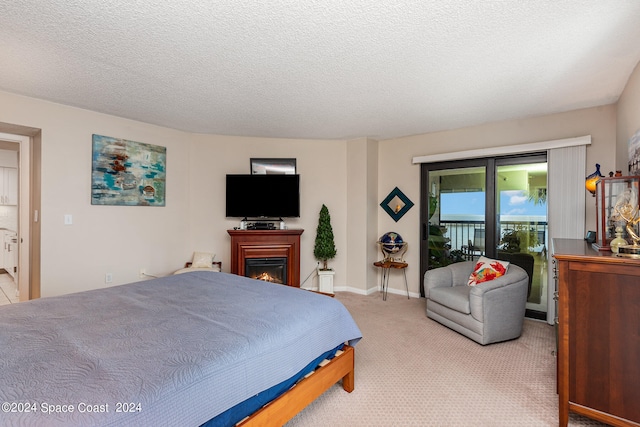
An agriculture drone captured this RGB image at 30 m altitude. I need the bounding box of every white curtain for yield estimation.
[546,145,586,324]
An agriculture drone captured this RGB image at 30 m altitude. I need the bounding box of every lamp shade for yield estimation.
[585,163,603,196]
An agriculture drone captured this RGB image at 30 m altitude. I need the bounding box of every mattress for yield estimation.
[0,272,362,426]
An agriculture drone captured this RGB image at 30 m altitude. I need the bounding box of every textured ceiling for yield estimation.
[1,1,640,140]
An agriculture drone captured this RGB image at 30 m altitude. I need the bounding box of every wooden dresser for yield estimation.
[553,239,640,427]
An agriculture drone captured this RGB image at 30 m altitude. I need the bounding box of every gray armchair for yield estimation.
[424,261,528,345]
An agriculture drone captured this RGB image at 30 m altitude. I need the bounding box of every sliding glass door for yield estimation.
[495,158,548,314]
[420,158,494,295]
[423,162,488,267]
[421,154,548,317]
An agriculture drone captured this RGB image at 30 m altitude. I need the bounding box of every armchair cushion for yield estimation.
[424,261,474,299]
[429,285,471,314]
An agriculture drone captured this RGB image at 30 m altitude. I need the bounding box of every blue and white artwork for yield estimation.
[91,134,166,206]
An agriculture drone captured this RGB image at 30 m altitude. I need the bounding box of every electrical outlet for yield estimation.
[139,268,146,279]
[105,273,113,284]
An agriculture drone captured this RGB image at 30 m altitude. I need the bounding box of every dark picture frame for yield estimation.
[250,158,296,175]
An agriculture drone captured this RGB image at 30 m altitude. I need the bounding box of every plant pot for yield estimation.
[317,269,335,294]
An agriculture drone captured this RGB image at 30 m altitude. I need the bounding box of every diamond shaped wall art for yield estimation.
[380,187,414,222]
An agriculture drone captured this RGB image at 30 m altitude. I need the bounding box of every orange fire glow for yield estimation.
[255,272,282,284]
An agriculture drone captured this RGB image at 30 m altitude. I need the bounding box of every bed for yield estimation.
[0,271,362,426]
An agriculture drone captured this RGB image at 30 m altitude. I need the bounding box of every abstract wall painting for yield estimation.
[91,134,166,206]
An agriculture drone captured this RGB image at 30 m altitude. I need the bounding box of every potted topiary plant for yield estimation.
[314,204,337,293]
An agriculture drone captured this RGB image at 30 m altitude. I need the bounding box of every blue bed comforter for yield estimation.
[0,272,362,426]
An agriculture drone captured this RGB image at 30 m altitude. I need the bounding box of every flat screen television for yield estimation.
[226,174,300,218]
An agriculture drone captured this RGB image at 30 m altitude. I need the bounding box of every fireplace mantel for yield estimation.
[228,229,304,287]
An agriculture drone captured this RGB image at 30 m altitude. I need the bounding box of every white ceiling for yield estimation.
[2,1,640,140]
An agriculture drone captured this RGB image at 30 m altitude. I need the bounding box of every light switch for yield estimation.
[64,214,73,225]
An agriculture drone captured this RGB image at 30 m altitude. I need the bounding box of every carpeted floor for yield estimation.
[287,292,608,427]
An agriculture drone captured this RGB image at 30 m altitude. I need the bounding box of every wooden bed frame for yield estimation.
[238,345,355,426]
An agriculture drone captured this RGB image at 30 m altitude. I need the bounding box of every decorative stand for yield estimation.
[317,269,335,294]
[373,240,409,301]
[373,259,409,301]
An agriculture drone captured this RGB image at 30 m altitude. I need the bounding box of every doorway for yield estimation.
[0,125,41,302]
[420,153,548,317]
[0,145,19,305]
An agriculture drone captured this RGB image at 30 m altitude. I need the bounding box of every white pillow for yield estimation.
[192,251,215,268]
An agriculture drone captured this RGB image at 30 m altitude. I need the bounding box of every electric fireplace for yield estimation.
[245,257,287,284]
[228,229,304,287]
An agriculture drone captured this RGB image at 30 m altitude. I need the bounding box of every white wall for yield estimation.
[0,87,626,300]
[0,91,192,296]
[0,91,353,297]
[377,105,617,297]
[187,133,348,290]
[346,137,379,294]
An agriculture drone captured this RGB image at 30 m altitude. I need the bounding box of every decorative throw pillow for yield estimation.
[467,256,509,286]
[192,251,215,268]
